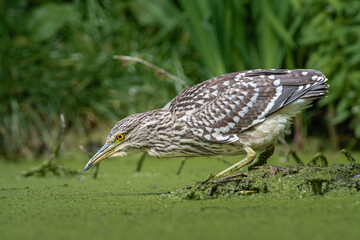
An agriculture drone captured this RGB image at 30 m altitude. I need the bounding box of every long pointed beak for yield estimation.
[83,143,115,171]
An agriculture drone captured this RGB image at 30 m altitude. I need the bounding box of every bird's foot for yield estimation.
[213,146,256,179]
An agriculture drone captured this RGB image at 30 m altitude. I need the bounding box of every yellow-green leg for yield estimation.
[214,146,256,178]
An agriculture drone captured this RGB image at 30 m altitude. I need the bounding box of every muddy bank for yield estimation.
[173,163,360,200]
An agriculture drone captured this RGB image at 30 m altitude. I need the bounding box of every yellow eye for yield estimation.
[116,134,125,141]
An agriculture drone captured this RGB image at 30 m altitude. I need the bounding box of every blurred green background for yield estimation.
[1,0,360,161]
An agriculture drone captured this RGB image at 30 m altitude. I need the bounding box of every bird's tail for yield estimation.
[300,79,329,99]
[281,69,329,102]
[263,69,329,116]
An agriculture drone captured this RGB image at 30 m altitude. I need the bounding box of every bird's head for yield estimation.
[83,112,155,171]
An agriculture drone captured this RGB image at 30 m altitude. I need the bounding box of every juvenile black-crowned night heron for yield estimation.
[84,69,328,178]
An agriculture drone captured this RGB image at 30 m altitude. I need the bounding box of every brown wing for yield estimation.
[170,69,328,143]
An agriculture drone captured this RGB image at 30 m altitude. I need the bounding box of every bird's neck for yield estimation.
[139,109,188,157]
[139,109,220,158]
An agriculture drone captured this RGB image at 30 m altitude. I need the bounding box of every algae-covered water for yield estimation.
[1,153,360,240]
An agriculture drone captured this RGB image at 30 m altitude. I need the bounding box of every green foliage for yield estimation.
[298,0,360,138]
[28,3,81,41]
[0,0,186,158]
[135,0,300,77]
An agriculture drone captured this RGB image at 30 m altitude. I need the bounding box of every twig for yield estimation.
[79,144,100,179]
[113,55,188,89]
[176,158,187,175]
[200,174,214,185]
[341,149,356,163]
[307,153,328,167]
[22,114,81,177]
[135,153,147,172]
[52,114,66,163]
[93,164,100,179]
[286,149,303,164]
[210,172,247,184]
[79,145,91,156]
[215,156,233,166]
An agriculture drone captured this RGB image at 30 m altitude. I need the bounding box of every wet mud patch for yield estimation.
[172,163,360,200]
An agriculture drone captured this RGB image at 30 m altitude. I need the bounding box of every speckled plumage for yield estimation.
[84,69,328,174]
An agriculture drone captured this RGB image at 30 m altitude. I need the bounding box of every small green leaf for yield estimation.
[28,3,81,41]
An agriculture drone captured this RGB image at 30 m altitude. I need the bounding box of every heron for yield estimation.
[84,69,328,178]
